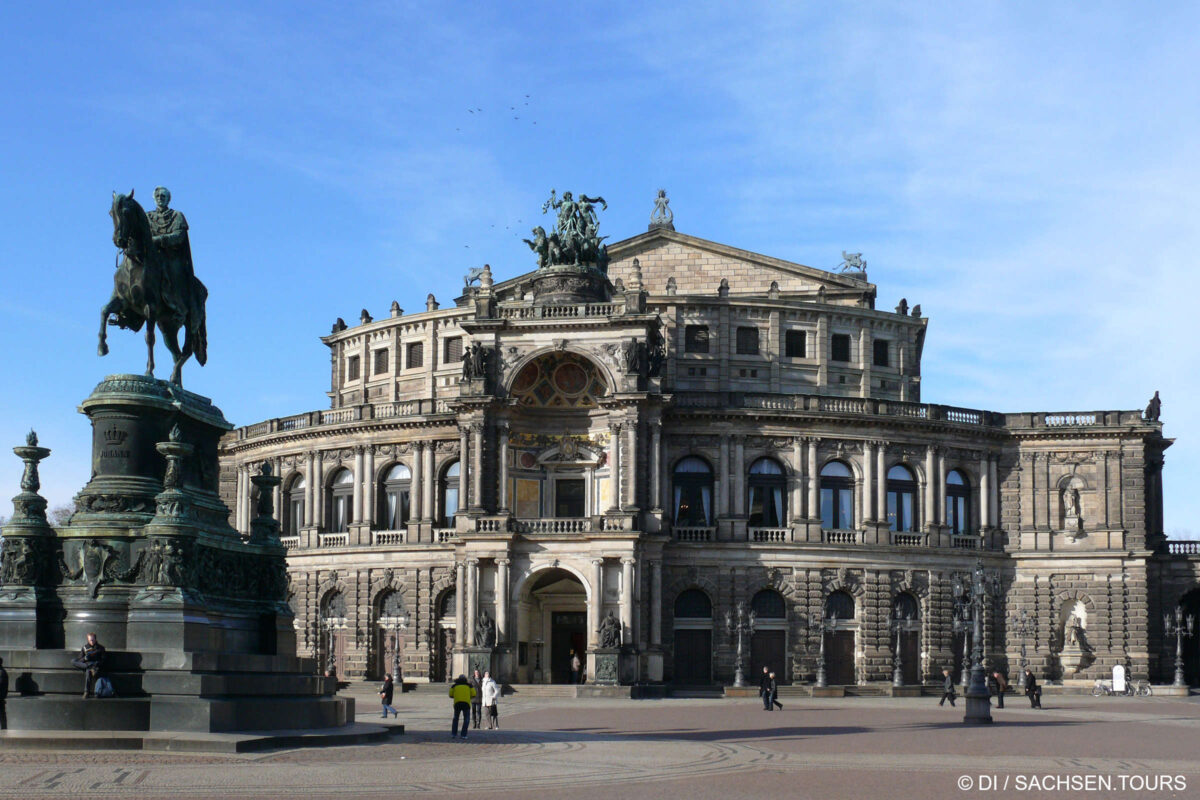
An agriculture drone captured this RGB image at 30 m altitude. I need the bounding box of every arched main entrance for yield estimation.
[516,567,588,684]
[750,588,788,683]
[824,590,857,685]
[1177,589,1200,686]
[319,590,348,677]
[374,590,408,680]
[672,589,714,684]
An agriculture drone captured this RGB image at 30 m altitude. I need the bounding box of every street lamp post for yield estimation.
[963,559,994,724]
[1164,606,1194,688]
[890,607,911,688]
[951,575,972,690]
[389,615,408,684]
[1008,608,1036,689]
[805,612,830,688]
[725,602,756,688]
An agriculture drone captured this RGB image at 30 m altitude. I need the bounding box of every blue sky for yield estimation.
[1,2,1196,533]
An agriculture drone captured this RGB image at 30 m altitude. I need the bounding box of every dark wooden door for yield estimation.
[901,631,920,685]
[825,630,855,685]
[331,631,347,677]
[751,630,787,684]
[673,629,713,684]
[435,627,454,682]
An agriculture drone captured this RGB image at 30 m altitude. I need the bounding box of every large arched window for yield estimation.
[440,461,460,526]
[284,474,305,536]
[674,589,713,619]
[946,470,971,534]
[329,468,353,533]
[825,590,856,620]
[819,461,854,530]
[673,457,713,526]
[886,464,918,532]
[380,463,411,530]
[747,458,787,527]
[752,589,786,619]
[893,592,919,621]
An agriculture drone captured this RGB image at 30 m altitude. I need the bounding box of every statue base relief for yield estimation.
[0,375,351,733]
[592,648,620,685]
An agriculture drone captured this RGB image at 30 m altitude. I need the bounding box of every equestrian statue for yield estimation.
[100,186,208,386]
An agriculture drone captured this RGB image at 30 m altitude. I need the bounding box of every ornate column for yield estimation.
[937,450,947,527]
[411,442,424,521]
[465,558,478,647]
[925,446,936,530]
[424,442,436,521]
[589,558,604,648]
[363,446,375,527]
[980,453,991,531]
[650,560,662,647]
[862,442,875,522]
[717,435,730,517]
[471,423,484,511]
[235,465,245,533]
[498,422,511,511]
[791,437,804,523]
[609,422,622,511]
[625,419,639,510]
[650,420,663,511]
[458,426,471,511]
[733,435,746,515]
[454,561,465,647]
[989,457,1000,528]
[806,438,819,519]
[496,558,510,645]
[304,452,315,526]
[620,558,635,646]
[875,443,886,525]
[353,447,364,523]
[315,451,326,528]
[272,457,284,522]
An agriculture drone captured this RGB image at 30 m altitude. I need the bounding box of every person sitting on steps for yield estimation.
[71,632,106,699]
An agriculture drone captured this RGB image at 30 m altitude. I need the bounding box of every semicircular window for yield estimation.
[511,352,609,408]
[751,589,786,619]
[825,590,855,620]
[674,589,713,619]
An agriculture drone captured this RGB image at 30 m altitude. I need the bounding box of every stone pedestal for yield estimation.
[0,375,352,732]
[593,647,619,685]
[464,647,493,679]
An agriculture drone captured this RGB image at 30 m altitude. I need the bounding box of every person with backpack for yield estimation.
[448,674,476,739]
[71,632,106,698]
[379,673,399,718]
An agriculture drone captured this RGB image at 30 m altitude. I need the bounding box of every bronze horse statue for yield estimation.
[100,190,208,386]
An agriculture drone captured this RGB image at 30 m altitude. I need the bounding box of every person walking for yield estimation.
[481,670,500,729]
[71,632,106,698]
[769,672,783,711]
[989,671,1007,709]
[1023,669,1042,709]
[469,669,484,728]
[448,674,475,739]
[938,668,957,707]
[379,673,399,718]
[569,650,581,685]
[0,656,8,730]
[759,666,772,710]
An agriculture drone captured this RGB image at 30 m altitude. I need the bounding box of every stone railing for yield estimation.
[320,408,358,425]
[823,529,860,544]
[891,532,926,547]
[1166,540,1200,555]
[372,530,405,545]
[236,398,456,440]
[435,529,456,543]
[750,527,789,543]
[279,535,300,549]
[474,517,510,533]
[317,532,349,548]
[674,526,715,542]
[514,518,589,534]
[374,401,421,419]
[277,413,311,432]
[952,535,980,549]
[497,301,622,320]
[671,392,998,426]
[1043,413,1098,427]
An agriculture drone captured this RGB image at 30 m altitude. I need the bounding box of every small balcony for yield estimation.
[674,526,716,542]
[750,527,789,543]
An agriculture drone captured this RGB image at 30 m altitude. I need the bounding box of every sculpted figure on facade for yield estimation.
[1145,391,1161,421]
[599,610,621,648]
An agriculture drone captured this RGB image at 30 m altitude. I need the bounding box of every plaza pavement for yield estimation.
[0,683,1196,800]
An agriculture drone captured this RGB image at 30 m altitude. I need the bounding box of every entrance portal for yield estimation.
[519,567,589,684]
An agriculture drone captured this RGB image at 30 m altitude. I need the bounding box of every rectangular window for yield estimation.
[736,327,759,355]
[346,355,360,382]
[685,325,710,353]
[554,479,586,518]
[785,330,807,358]
[831,333,851,362]
[406,342,424,369]
[373,348,389,375]
[873,339,890,367]
[443,336,463,364]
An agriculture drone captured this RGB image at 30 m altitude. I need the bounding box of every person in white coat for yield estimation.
[481,671,500,730]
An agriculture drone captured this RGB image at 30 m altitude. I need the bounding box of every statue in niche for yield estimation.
[1065,612,1084,647]
[476,610,496,648]
[598,610,621,649]
[1063,486,1081,527]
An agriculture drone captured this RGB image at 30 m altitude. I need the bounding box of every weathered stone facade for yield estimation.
[219,225,1198,687]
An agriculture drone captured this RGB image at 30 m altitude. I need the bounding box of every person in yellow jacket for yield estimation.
[448,674,476,739]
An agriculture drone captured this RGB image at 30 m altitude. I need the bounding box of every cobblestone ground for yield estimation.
[1,686,1197,800]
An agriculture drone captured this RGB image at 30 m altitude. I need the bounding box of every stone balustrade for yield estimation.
[372,530,405,545]
[674,526,715,542]
[317,532,349,548]
[823,529,860,544]
[1166,540,1200,555]
[750,527,788,543]
[514,517,590,534]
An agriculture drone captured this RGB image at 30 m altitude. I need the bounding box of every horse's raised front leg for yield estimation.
[145,318,156,377]
[98,298,119,356]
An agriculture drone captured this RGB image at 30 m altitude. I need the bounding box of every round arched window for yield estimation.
[673,457,714,527]
[893,593,919,620]
[752,589,786,619]
[825,590,855,620]
[747,458,787,527]
[946,469,971,534]
[381,463,411,530]
[329,468,353,533]
[440,461,460,525]
[820,461,854,530]
[674,589,713,619]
